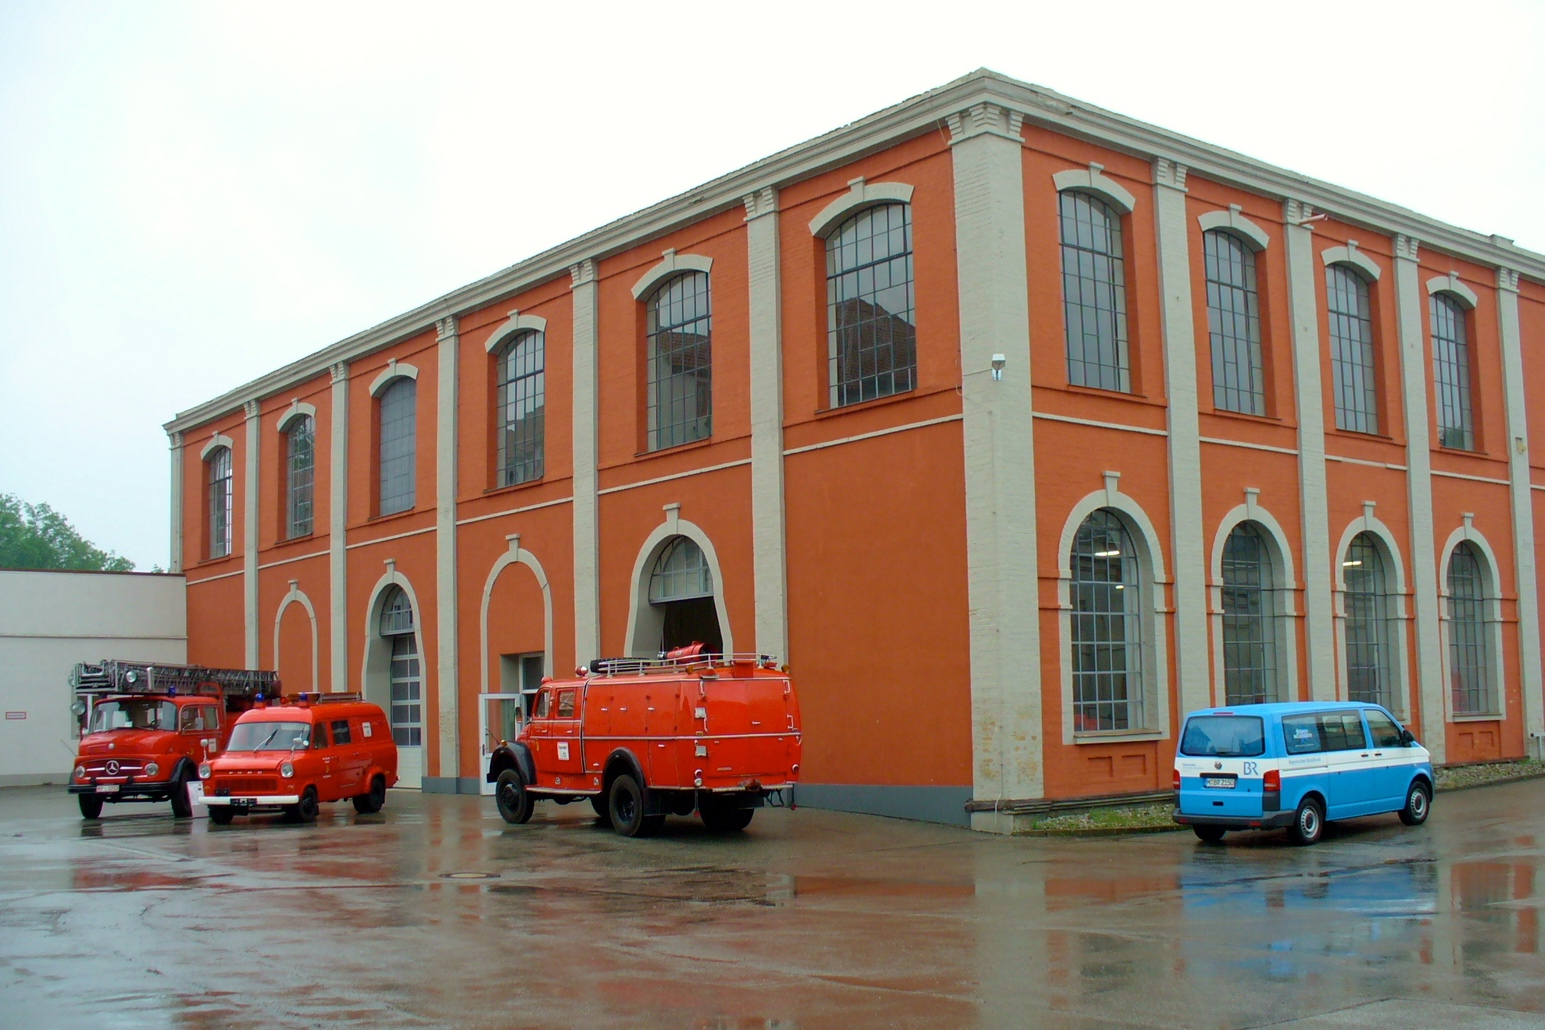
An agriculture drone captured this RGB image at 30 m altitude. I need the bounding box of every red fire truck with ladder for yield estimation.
[67,659,277,820]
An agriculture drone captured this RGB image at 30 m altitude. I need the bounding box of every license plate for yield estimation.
[1204,776,1235,789]
[96,784,119,793]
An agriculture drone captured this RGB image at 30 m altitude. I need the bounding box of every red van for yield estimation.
[201,694,397,824]
[486,649,802,837]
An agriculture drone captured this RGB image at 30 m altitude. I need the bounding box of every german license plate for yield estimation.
[1204,776,1235,789]
[96,784,119,793]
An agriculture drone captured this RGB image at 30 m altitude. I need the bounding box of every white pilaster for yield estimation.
[1393,235,1444,754]
[1496,267,1545,758]
[1284,199,1336,701]
[168,431,183,574]
[570,259,601,664]
[947,102,1043,828]
[744,187,788,662]
[329,362,349,693]
[435,315,460,781]
[243,398,261,667]
[1153,158,1210,717]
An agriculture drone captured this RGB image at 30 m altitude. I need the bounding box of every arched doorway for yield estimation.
[648,537,723,655]
[375,584,423,786]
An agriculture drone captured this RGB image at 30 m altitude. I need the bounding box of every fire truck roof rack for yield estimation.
[584,652,782,677]
[284,691,363,705]
[69,659,279,698]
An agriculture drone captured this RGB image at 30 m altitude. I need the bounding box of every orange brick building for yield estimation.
[165,70,1545,829]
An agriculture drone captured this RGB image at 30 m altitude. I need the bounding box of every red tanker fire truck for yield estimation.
[486,646,802,837]
[67,659,277,820]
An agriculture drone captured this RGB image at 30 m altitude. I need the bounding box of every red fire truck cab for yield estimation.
[486,648,802,837]
[67,660,275,820]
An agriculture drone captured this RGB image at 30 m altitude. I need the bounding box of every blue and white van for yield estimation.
[1172,702,1434,845]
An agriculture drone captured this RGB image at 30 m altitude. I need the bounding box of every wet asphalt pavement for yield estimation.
[1,781,1542,1029]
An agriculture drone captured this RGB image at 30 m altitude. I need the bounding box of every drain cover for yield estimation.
[441,871,500,880]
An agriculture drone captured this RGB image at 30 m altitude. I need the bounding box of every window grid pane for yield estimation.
[1070,509,1142,731]
[1327,265,1379,434]
[497,331,546,486]
[1204,231,1265,415]
[649,537,713,602]
[1222,522,1279,704]
[389,632,422,748]
[378,378,417,515]
[1059,192,1131,393]
[207,447,232,559]
[285,417,315,538]
[827,203,916,407]
[1430,294,1475,450]
[1344,533,1395,709]
[647,272,712,451]
[1447,543,1491,714]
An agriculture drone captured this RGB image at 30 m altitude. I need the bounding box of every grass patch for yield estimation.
[1435,758,1540,792]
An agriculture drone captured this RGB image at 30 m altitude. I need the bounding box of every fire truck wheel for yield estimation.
[607,774,658,838]
[352,775,387,815]
[208,806,235,825]
[78,794,104,820]
[169,768,194,819]
[495,770,533,825]
[699,795,754,832]
[590,794,613,827]
[288,786,319,824]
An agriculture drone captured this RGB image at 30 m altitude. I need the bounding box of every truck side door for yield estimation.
[643,681,681,787]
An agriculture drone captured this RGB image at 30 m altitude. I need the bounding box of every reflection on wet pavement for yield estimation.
[1,780,1542,1028]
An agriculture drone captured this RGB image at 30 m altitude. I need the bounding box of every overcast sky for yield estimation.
[1,0,1540,571]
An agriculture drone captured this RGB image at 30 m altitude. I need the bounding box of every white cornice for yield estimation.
[164,67,1545,435]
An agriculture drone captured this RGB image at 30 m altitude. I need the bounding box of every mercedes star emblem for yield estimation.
[105,760,120,776]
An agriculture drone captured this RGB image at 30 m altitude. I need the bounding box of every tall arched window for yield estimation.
[1221,522,1278,704]
[1070,509,1143,730]
[1204,230,1265,415]
[648,536,721,654]
[206,446,233,559]
[378,586,421,747]
[1327,264,1378,434]
[647,272,712,451]
[826,203,915,407]
[1447,542,1490,714]
[284,416,315,538]
[378,377,416,515]
[1430,293,1474,450]
[496,330,545,486]
[1060,191,1130,393]
[1344,532,1394,708]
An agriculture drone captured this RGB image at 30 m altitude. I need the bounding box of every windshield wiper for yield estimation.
[253,727,281,751]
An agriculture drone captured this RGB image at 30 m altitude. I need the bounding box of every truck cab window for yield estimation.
[557,691,576,718]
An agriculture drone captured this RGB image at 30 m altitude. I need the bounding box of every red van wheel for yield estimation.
[288,786,319,824]
[352,775,387,815]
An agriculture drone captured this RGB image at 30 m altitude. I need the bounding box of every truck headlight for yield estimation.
[144,762,159,778]
[279,761,294,779]
[198,763,212,779]
[74,766,87,782]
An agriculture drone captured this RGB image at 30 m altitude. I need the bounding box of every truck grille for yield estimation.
[82,759,145,777]
[213,777,280,794]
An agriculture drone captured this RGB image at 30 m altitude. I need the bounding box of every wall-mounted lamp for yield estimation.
[990,354,1007,381]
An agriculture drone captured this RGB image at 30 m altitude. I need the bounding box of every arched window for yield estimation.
[1344,532,1394,707]
[378,586,421,747]
[378,377,416,515]
[496,330,545,486]
[826,203,915,407]
[1430,293,1474,450]
[647,272,712,451]
[647,536,721,654]
[1059,191,1130,393]
[284,416,315,538]
[206,446,233,559]
[1204,230,1265,415]
[1327,264,1378,434]
[1447,542,1490,714]
[1070,509,1143,730]
[1221,522,1278,704]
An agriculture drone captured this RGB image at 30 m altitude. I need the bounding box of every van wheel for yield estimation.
[495,770,533,825]
[1398,781,1431,826]
[699,794,754,832]
[288,786,319,824]
[78,794,103,820]
[608,774,654,838]
[1192,825,1226,843]
[169,768,193,819]
[352,775,387,815]
[590,794,612,827]
[1288,796,1324,845]
[208,806,235,825]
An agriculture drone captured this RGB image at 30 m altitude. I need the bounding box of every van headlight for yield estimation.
[144,762,159,778]
[198,763,212,779]
[279,761,294,779]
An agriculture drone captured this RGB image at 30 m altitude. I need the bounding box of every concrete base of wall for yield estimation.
[792,783,973,827]
[421,776,482,795]
[0,773,66,788]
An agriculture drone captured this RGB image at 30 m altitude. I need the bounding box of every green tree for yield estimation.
[0,493,135,572]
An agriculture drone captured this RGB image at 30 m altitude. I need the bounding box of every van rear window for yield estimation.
[1180,716,1265,757]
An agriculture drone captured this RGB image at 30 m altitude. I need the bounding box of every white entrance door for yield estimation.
[477,693,524,796]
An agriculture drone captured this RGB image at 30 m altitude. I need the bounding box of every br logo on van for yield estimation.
[1242,761,1259,776]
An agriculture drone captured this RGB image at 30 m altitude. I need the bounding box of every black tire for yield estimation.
[208,806,235,825]
[78,794,103,820]
[169,768,193,819]
[590,793,612,827]
[1287,796,1324,846]
[607,774,651,838]
[288,786,319,824]
[699,794,755,832]
[495,769,533,825]
[1398,780,1431,826]
[352,775,386,815]
[1192,825,1226,843]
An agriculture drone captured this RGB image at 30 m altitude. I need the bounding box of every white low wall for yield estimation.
[0,570,186,785]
